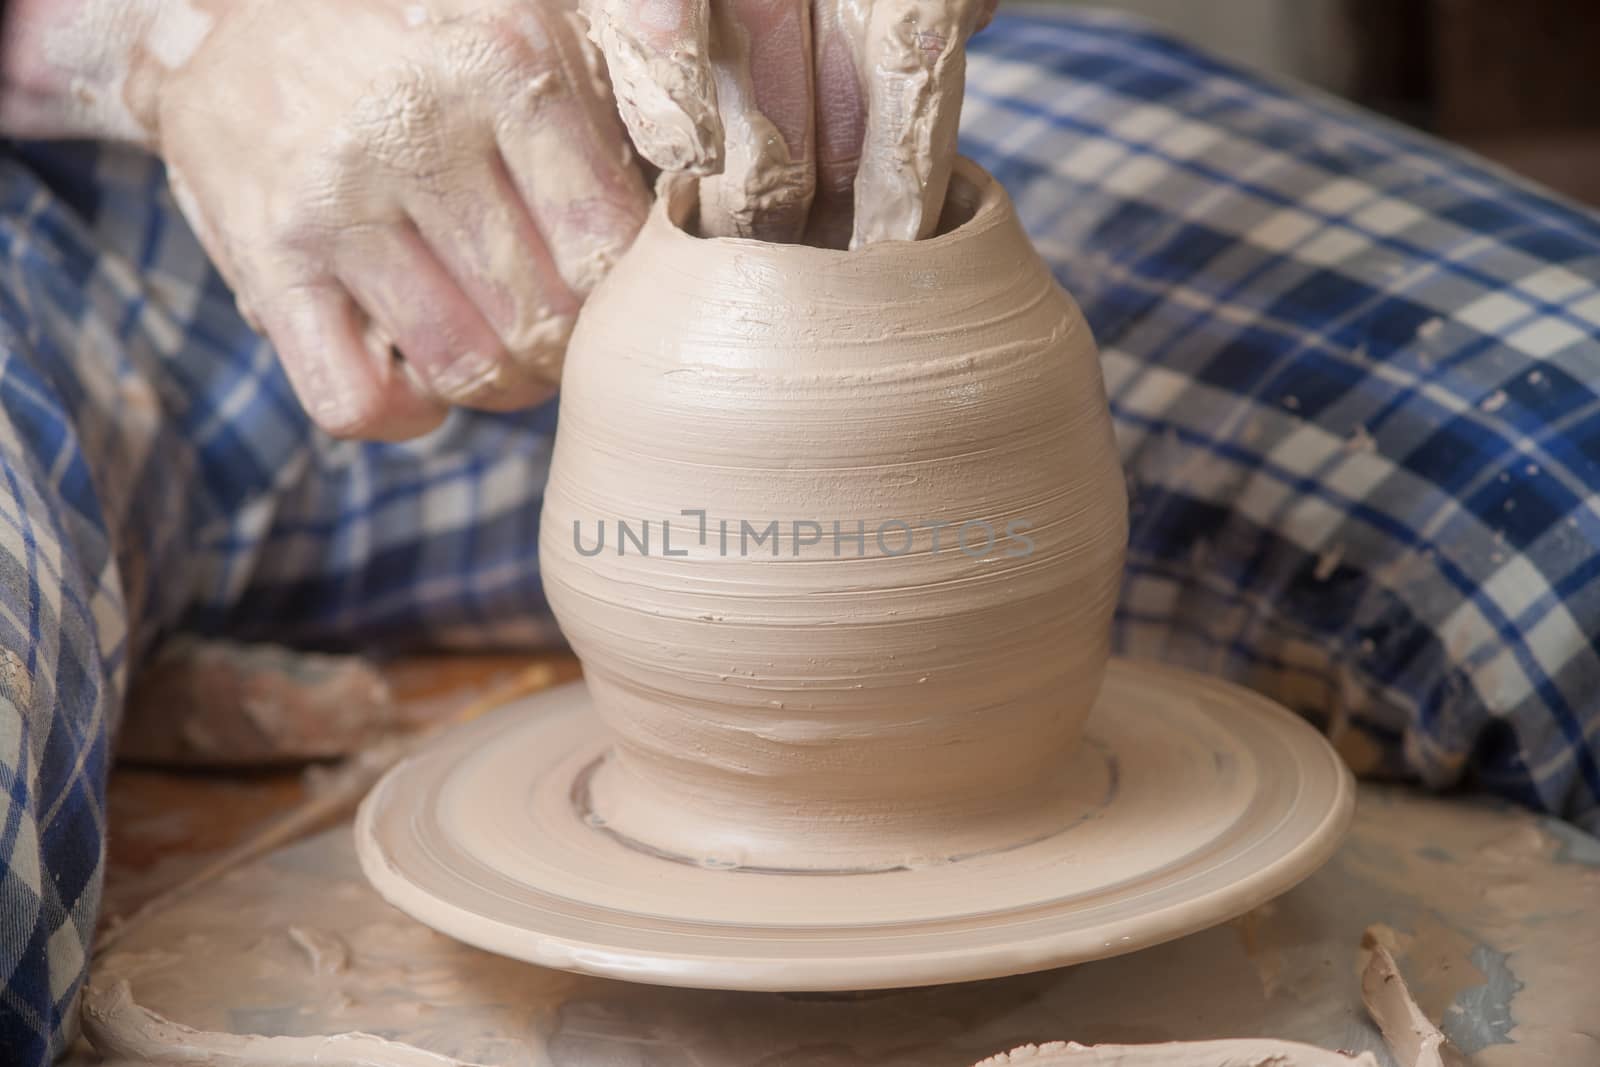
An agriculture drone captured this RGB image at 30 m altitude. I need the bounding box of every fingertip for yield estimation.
[423,347,559,412]
[501,312,575,388]
[445,329,566,414]
[694,0,816,243]
[592,0,724,174]
[314,351,449,443]
[850,1,971,247]
[316,394,448,443]
[262,285,446,441]
[543,192,648,296]
[811,7,868,249]
[449,372,559,413]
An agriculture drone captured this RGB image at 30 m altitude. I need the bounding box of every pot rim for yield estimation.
[651,156,1009,261]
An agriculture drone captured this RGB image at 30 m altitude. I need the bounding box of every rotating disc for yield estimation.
[356,658,1354,991]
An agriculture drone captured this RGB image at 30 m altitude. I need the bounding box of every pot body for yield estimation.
[539,160,1127,870]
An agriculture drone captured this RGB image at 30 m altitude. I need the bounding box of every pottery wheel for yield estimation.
[355,659,1354,991]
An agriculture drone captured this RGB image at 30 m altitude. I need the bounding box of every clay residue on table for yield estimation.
[100,651,580,940]
[1331,793,1600,1064]
[81,784,1600,1067]
[976,1039,1379,1065]
[1360,929,1461,1067]
[119,639,395,767]
[82,979,478,1067]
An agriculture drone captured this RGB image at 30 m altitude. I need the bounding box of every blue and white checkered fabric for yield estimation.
[960,8,1600,826]
[3,8,1600,1063]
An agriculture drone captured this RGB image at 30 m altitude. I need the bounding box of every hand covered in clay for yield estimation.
[177,0,653,437]
[1,0,648,438]
[586,0,997,247]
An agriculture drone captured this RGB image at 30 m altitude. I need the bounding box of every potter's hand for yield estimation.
[164,0,652,438]
[2,0,648,439]
[586,0,996,248]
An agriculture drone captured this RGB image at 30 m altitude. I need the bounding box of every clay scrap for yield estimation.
[83,926,1453,1067]
[81,980,479,1067]
[119,639,394,767]
[974,1040,1381,1066]
[1360,927,1463,1067]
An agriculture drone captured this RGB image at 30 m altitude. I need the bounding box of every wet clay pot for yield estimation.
[538,158,1128,872]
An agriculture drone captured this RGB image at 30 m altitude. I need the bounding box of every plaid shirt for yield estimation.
[4,9,1600,1063]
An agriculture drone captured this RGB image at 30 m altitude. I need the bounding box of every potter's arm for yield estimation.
[3,0,650,440]
[588,0,998,248]
[0,0,172,141]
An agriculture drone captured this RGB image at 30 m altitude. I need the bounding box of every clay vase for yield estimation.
[538,158,1127,872]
